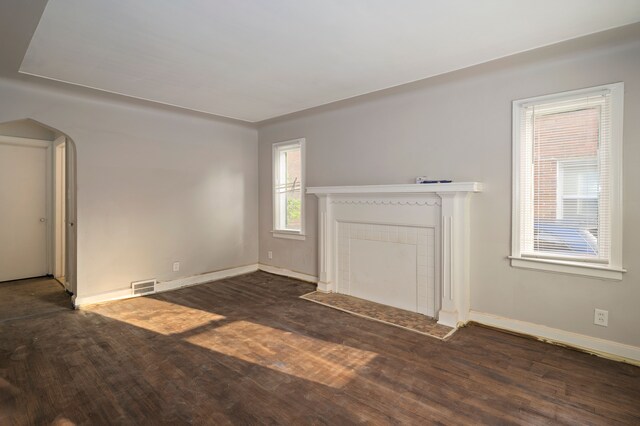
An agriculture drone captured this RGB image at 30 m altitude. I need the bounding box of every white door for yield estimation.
[0,139,49,282]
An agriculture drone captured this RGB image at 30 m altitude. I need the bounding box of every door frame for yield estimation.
[65,137,77,296]
[53,136,66,285]
[0,123,77,296]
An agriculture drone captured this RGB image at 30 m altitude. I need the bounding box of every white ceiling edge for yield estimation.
[16,22,625,126]
[253,23,640,124]
[17,69,251,123]
[19,22,636,125]
[19,1,640,123]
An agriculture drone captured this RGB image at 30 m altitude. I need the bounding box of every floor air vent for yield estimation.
[131,279,157,295]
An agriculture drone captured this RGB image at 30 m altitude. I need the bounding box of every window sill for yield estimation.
[509,256,625,280]
[272,230,306,241]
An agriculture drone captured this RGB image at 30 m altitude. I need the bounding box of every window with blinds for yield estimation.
[273,138,305,236]
[512,83,624,278]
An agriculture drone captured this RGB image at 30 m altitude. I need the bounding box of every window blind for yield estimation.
[518,91,612,262]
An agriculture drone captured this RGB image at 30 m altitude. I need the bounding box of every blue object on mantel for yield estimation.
[415,177,453,184]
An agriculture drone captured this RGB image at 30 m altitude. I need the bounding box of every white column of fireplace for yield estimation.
[307,183,482,328]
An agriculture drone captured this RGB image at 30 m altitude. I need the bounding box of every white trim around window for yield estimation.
[272,138,306,240]
[511,83,625,280]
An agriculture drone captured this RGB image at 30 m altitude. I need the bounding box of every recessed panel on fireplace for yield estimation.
[337,222,435,317]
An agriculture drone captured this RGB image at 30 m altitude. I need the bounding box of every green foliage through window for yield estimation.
[287,198,301,226]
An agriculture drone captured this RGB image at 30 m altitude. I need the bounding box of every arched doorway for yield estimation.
[0,119,77,298]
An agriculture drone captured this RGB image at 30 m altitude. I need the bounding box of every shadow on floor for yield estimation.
[0,276,72,322]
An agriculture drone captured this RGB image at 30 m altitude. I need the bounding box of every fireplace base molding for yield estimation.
[307,183,482,328]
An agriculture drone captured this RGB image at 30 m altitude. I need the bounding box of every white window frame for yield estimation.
[272,138,306,240]
[510,83,625,280]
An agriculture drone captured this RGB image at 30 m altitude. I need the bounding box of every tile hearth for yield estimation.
[300,291,455,340]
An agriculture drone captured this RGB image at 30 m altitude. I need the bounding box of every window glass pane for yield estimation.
[286,190,301,230]
[562,163,598,197]
[284,149,301,230]
[532,108,600,257]
[285,149,301,185]
[273,142,303,232]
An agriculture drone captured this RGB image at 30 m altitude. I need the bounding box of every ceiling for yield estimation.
[19,0,640,123]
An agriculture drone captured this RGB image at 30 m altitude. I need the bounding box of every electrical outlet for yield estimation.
[172,261,180,272]
[594,309,608,327]
[267,251,273,259]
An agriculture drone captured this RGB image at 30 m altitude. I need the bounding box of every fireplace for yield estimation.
[307,183,482,328]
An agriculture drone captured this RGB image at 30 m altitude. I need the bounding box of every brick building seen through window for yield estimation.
[533,107,600,256]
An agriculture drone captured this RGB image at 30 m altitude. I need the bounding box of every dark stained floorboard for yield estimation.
[0,271,638,425]
[0,277,71,322]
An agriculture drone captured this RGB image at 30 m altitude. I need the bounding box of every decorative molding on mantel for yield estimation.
[308,182,482,328]
[330,199,441,206]
[307,182,483,195]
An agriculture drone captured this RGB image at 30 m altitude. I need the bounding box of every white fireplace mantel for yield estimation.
[307,182,482,328]
[307,182,482,195]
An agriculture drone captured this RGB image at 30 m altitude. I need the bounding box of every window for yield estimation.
[272,138,305,239]
[511,83,624,279]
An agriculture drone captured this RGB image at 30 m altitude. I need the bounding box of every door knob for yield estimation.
[40,218,46,222]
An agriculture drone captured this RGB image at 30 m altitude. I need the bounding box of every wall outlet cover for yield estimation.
[594,308,608,327]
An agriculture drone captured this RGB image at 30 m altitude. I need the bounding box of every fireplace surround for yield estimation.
[307,183,482,328]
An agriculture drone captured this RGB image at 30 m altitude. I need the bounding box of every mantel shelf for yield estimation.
[307,182,483,195]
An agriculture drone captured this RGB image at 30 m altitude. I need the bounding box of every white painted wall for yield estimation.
[0,76,258,299]
[257,26,640,348]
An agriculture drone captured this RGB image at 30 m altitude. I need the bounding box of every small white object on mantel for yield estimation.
[307,182,482,328]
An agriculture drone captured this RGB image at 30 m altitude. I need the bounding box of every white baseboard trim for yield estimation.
[73,288,138,308]
[468,310,640,366]
[258,264,318,283]
[74,264,259,308]
[156,264,258,293]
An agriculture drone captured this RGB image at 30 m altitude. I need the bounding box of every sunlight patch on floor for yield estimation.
[91,297,377,388]
[185,320,378,388]
[92,297,227,335]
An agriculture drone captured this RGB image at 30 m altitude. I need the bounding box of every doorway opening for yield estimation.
[0,119,77,297]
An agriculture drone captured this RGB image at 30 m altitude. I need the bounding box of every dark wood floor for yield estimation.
[1,272,638,425]
[0,276,71,322]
